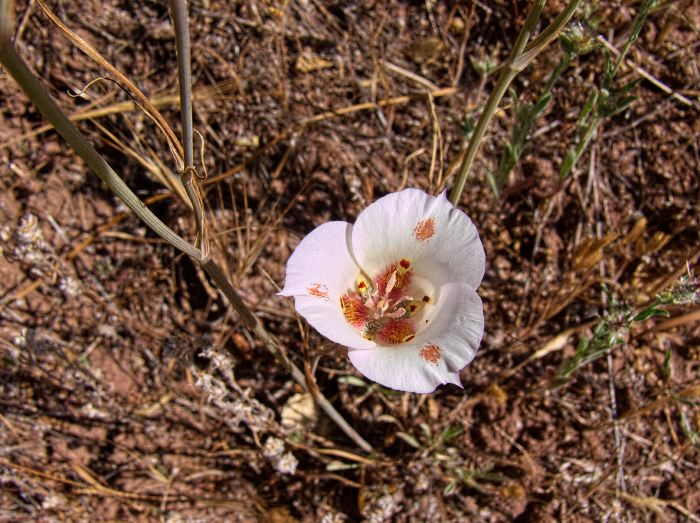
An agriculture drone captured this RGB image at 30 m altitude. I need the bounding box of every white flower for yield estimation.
[275,452,299,475]
[262,436,285,459]
[262,437,298,475]
[279,189,485,393]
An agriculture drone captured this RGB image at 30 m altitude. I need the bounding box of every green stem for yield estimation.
[449,0,545,205]
[449,0,581,205]
[544,51,573,93]
[560,114,601,179]
[606,0,652,85]
[169,0,209,258]
[170,0,194,169]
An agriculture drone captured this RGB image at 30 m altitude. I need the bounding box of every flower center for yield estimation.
[340,259,430,345]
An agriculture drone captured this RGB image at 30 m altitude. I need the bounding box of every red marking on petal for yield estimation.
[413,217,436,241]
[378,319,416,345]
[340,294,367,327]
[420,344,441,365]
[308,282,329,300]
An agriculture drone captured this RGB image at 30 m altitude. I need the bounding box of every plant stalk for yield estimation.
[449,0,581,205]
[169,0,209,258]
[170,0,194,169]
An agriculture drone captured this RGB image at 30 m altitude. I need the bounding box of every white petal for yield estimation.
[290,294,374,349]
[351,189,485,290]
[417,282,484,368]
[347,282,483,392]
[279,221,374,350]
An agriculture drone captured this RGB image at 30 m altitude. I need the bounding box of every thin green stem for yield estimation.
[170,0,194,169]
[544,51,573,93]
[449,0,545,205]
[519,0,581,67]
[449,0,581,205]
[560,114,601,179]
[606,0,652,85]
[169,0,209,258]
[449,67,517,204]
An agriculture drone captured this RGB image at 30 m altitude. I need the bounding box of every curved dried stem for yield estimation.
[0,40,198,258]
[35,0,185,170]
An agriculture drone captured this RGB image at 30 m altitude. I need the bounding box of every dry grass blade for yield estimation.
[617,491,670,521]
[498,321,595,382]
[0,82,243,151]
[35,0,184,167]
[2,0,699,519]
[596,35,698,109]
[655,308,700,331]
[299,87,458,126]
[572,233,619,272]
[90,119,190,205]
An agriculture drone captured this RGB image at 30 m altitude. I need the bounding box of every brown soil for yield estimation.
[1,1,699,521]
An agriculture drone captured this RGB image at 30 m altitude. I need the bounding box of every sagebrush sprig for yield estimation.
[552,270,698,386]
[560,0,653,179]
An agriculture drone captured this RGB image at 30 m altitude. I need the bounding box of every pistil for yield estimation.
[340,260,426,345]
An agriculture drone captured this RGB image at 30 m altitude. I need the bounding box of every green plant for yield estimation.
[560,0,653,179]
[552,270,699,386]
[490,20,597,195]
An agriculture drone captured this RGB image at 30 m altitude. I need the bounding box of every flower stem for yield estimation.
[449,0,581,206]
[169,0,209,258]
[170,0,194,169]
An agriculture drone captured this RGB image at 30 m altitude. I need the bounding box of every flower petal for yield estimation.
[290,294,375,350]
[279,221,374,350]
[351,189,485,290]
[416,282,484,369]
[347,282,483,392]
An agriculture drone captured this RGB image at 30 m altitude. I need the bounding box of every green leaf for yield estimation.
[439,425,464,444]
[533,92,553,115]
[633,307,669,321]
[396,431,422,449]
[560,148,576,178]
[337,376,368,387]
[661,349,672,378]
[443,480,458,495]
